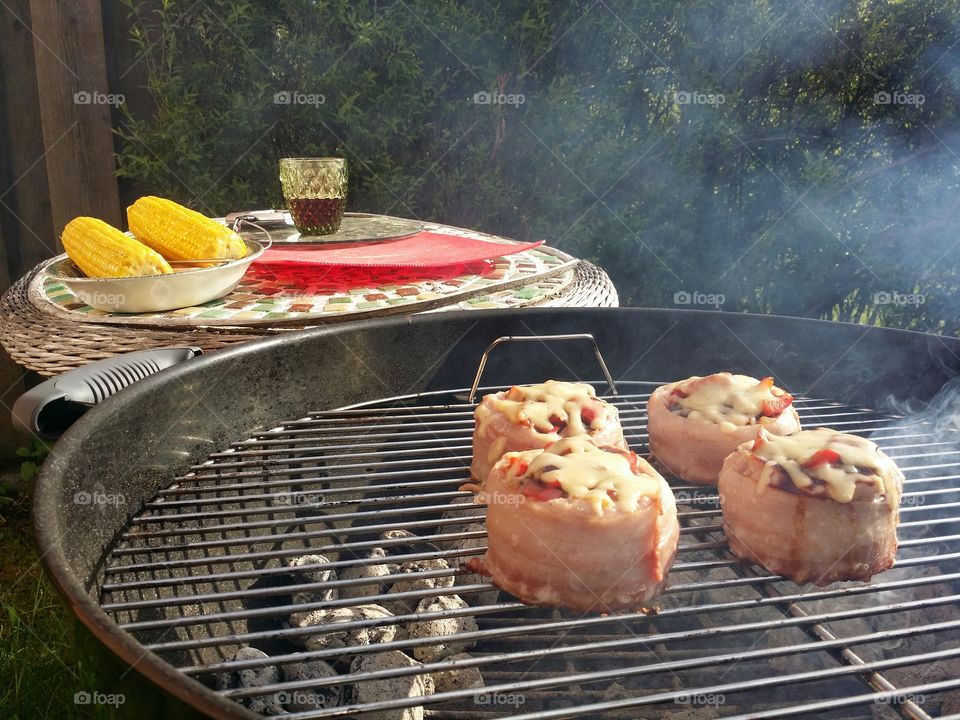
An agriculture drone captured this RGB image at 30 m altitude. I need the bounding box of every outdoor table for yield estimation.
[0,215,617,376]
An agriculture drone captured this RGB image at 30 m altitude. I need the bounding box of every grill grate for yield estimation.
[99,382,960,719]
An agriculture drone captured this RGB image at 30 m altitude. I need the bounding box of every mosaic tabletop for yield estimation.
[31,219,579,328]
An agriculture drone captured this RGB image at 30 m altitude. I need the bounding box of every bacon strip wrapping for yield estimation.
[470,381,627,485]
[480,437,679,612]
[719,428,903,585]
[647,373,801,485]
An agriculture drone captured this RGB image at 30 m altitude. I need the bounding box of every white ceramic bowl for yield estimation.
[46,238,265,313]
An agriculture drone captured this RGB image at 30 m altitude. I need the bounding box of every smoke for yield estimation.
[498,0,960,332]
[876,376,960,435]
[118,1,960,335]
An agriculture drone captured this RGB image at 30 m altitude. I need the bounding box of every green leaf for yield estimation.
[20,461,36,482]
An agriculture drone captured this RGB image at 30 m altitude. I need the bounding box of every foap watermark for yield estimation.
[872,291,926,306]
[73,90,125,106]
[675,692,726,707]
[74,690,126,708]
[473,90,525,106]
[274,90,325,107]
[274,491,325,507]
[474,691,525,707]
[74,490,126,507]
[874,90,925,106]
[901,493,926,508]
[875,692,926,706]
[674,290,725,308]
[482,491,527,507]
[276,690,321,707]
[674,489,721,506]
[82,291,125,307]
[674,90,725,106]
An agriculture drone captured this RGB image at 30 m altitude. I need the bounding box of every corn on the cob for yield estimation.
[127,196,247,261]
[62,216,173,278]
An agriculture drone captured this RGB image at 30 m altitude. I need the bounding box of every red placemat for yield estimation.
[255,231,544,268]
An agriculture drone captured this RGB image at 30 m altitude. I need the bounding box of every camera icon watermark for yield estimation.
[674,489,722,506]
[74,690,125,708]
[473,90,525,106]
[474,691,525,707]
[74,490,126,506]
[674,290,725,308]
[676,692,726,707]
[872,290,926,306]
[875,692,925,705]
[874,90,925,106]
[276,690,319,708]
[73,90,125,107]
[274,491,325,507]
[273,90,325,107]
[674,90,725,106]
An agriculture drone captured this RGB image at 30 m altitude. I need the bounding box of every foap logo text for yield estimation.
[73,90,125,106]
[473,90,525,106]
[873,290,926,306]
[874,90,925,106]
[674,290,725,308]
[674,90,725,106]
[274,90,325,107]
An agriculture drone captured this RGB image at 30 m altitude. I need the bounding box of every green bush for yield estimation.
[116,0,960,333]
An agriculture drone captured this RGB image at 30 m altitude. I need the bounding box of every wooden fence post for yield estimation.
[28,0,121,235]
[0,0,55,279]
[0,0,121,456]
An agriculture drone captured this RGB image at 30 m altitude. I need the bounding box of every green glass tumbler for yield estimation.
[279,157,348,235]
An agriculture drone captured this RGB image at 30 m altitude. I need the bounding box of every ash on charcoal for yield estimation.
[350,649,435,720]
[447,522,500,606]
[440,495,483,531]
[286,554,339,623]
[600,681,630,701]
[339,547,398,600]
[380,529,439,556]
[280,659,343,712]
[292,604,398,651]
[437,498,497,606]
[408,595,478,662]
[215,646,287,715]
[430,653,484,693]
[386,558,455,614]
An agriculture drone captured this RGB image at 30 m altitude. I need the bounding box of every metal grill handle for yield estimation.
[467,333,617,403]
[11,346,202,440]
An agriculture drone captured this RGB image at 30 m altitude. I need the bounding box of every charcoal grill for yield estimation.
[31,308,960,718]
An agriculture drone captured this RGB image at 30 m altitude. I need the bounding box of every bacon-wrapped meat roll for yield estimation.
[480,436,679,611]
[647,373,801,485]
[719,427,903,585]
[470,380,626,484]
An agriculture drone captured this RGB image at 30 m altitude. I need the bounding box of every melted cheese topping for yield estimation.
[749,428,899,504]
[671,373,789,431]
[507,436,661,515]
[482,380,606,436]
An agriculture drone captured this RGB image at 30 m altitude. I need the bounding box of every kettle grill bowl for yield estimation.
[33,308,960,718]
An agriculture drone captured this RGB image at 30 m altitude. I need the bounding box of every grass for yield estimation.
[0,466,91,719]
